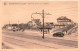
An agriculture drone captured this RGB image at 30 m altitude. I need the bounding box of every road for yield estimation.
[2,30,78,49]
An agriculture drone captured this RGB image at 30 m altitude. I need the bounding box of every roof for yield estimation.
[57,16,71,20]
[54,24,65,26]
[12,24,18,26]
[45,22,53,23]
[38,26,52,29]
[32,19,40,21]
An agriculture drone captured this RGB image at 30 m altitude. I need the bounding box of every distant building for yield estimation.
[3,24,12,30]
[38,22,54,34]
[3,24,19,30]
[54,24,65,28]
[27,19,41,28]
[27,21,35,26]
[44,22,54,28]
[57,16,71,25]
[32,19,41,26]
[11,24,18,29]
[39,26,52,34]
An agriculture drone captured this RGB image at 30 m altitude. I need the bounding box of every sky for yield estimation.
[0,1,78,26]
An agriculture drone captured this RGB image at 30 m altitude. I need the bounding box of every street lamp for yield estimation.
[31,10,51,39]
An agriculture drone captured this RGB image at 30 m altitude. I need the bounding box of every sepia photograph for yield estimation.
[1,1,78,49]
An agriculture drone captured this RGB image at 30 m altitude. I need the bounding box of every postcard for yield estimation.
[0,0,79,51]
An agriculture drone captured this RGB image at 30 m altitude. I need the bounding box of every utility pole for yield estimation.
[18,20,19,28]
[42,10,44,39]
[9,21,10,26]
[18,20,19,24]
[31,9,51,39]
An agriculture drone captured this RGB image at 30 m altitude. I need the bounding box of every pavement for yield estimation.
[2,30,78,49]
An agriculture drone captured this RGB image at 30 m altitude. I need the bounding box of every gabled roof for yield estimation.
[57,16,71,20]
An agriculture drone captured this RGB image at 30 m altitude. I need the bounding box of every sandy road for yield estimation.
[2,30,78,49]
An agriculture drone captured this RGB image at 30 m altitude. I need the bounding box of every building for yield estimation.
[39,26,52,34]
[38,22,54,34]
[3,24,12,30]
[45,22,54,27]
[57,16,71,25]
[27,19,41,28]
[54,24,65,28]
[11,24,18,29]
[32,19,41,26]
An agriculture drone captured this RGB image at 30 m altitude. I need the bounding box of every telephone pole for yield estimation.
[18,20,19,28]
[42,10,44,39]
[9,21,10,26]
[31,10,51,39]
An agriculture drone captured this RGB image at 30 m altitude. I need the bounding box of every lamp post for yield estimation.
[31,10,51,39]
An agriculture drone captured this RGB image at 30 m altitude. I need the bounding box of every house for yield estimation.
[4,24,12,30]
[32,19,41,26]
[27,19,41,28]
[57,16,71,25]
